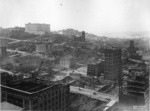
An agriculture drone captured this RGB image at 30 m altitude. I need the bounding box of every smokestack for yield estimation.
[82,31,85,41]
[82,31,85,38]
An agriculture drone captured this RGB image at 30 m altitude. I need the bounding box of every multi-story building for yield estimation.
[36,43,52,56]
[1,73,70,111]
[122,74,149,110]
[59,55,75,69]
[127,40,142,60]
[104,48,121,80]
[0,39,8,65]
[128,40,136,57]
[25,23,50,35]
[87,61,104,77]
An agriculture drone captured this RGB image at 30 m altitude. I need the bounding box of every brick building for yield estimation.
[87,61,104,77]
[0,39,8,65]
[127,40,142,60]
[1,73,70,111]
[25,23,50,35]
[36,43,51,56]
[104,48,121,80]
[59,55,75,69]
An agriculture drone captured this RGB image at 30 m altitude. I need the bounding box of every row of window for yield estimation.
[33,104,66,111]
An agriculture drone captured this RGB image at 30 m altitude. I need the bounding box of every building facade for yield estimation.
[104,48,121,80]
[0,39,8,65]
[87,61,104,77]
[128,40,136,57]
[120,74,149,110]
[25,23,50,35]
[81,31,85,42]
[36,43,51,56]
[127,40,142,60]
[1,74,70,111]
[59,55,75,69]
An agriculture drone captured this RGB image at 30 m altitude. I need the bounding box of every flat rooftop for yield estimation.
[7,80,48,93]
[0,102,23,111]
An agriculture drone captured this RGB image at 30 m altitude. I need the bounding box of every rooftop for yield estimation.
[6,79,48,93]
[0,102,23,111]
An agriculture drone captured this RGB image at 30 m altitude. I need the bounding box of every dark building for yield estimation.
[120,74,149,110]
[73,31,85,42]
[0,39,8,65]
[127,40,142,60]
[104,48,121,80]
[126,75,149,105]
[1,73,70,111]
[87,61,104,77]
[81,31,85,42]
[128,40,136,57]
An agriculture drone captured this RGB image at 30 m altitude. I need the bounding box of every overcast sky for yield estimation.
[0,0,150,35]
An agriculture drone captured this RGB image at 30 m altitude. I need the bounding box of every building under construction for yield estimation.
[120,73,149,110]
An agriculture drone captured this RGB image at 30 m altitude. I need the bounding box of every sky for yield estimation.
[0,0,150,35]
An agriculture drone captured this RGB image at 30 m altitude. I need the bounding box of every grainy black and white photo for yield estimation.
[0,0,150,111]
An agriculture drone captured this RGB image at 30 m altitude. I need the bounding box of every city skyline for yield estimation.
[0,0,150,36]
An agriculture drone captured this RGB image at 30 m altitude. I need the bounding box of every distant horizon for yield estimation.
[1,25,150,39]
[1,0,150,36]
[1,24,150,33]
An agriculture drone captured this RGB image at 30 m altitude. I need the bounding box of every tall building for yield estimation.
[25,23,50,35]
[127,40,137,58]
[127,40,143,60]
[0,39,8,65]
[81,31,85,42]
[104,48,121,80]
[1,73,70,111]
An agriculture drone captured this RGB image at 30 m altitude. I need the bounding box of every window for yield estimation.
[52,92,54,96]
[33,100,38,105]
[44,101,47,106]
[33,106,37,110]
[40,103,43,108]
[44,95,47,100]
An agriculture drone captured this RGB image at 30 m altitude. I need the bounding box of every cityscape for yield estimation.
[0,0,150,111]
